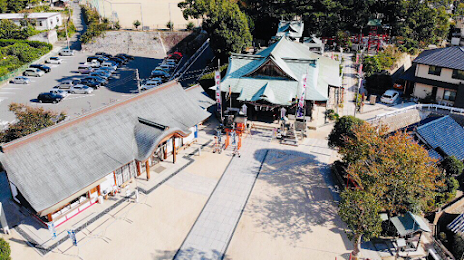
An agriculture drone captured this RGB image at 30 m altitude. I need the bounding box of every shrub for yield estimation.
[186,21,195,31]
[133,20,141,29]
[0,238,11,260]
[167,21,174,30]
[328,116,364,149]
[442,156,464,176]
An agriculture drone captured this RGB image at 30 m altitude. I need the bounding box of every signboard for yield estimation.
[47,222,57,240]
[215,71,222,112]
[68,229,77,246]
[297,74,308,117]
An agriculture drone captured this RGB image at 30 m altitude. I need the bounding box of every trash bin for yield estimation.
[370,95,377,105]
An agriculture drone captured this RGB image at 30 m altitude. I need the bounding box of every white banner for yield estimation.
[215,71,221,112]
[297,74,308,117]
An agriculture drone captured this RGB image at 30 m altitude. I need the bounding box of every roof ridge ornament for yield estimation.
[138,117,168,130]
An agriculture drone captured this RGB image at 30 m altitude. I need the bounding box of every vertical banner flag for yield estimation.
[215,71,222,112]
[47,222,57,240]
[355,54,359,64]
[358,63,363,75]
[68,230,77,246]
[297,74,308,117]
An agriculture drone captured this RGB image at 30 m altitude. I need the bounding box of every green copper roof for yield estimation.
[221,37,341,105]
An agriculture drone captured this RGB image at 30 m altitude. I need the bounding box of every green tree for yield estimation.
[0,238,11,260]
[179,0,252,57]
[328,115,364,149]
[0,0,7,13]
[186,21,195,31]
[339,189,382,257]
[0,103,66,143]
[340,123,443,215]
[441,156,464,176]
[133,20,141,29]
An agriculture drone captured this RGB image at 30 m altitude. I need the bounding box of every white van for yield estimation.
[78,65,94,74]
[59,49,75,56]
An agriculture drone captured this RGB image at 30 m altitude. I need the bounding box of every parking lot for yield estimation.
[0,50,163,127]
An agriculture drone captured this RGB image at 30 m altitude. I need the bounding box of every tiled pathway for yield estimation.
[174,131,272,260]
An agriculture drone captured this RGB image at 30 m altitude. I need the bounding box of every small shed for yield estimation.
[390,212,431,251]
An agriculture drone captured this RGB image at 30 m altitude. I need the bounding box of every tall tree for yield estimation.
[0,103,66,143]
[339,189,382,257]
[179,0,252,57]
[339,123,443,215]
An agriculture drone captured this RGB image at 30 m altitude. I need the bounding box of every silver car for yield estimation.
[69,84,93,94]
[59,49,74,56]
[23,68,45,77]
[49,89,69,98]
[12,76,30,84]
[46,57,62,64]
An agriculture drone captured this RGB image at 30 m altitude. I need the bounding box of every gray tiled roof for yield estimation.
[413,46,464,71]
[0,82,210,214]
[416,116,464,160]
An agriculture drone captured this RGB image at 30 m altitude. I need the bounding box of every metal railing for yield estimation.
[368,104,464,123]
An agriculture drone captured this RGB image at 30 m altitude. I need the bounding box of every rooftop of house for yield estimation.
[0,83,212,215]
[276,20,304,39]
[413,46,464,71]
[0,12,61,20]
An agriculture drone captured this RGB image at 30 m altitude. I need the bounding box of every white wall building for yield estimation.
[0,12,62,30]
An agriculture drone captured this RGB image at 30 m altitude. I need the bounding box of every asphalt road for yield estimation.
[0,51,163,127]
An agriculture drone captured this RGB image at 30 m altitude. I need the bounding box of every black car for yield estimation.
[37,92,62,103]
[79,78,101,89]
[114,54,129,62]
[95,52,112,58]
[84,76,108,85]
[116,53,134,60]
[108,57,124,66]
[30,64,51,73]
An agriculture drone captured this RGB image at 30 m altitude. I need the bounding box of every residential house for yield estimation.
[401,46,464,108]
[0,83,213,226]
[0,12,62,30]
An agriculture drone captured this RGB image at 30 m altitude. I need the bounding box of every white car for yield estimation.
[140,80,161,91]
[380,89,401,104]
[46,57,62,64]
[59,49,74,56]
[49,89,69,98]
[69,84,93,94]
[12,76,30,84]
[23,68,45,77]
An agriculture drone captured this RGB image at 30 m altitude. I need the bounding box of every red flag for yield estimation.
[355,54,359,64]
[358,64,363,75]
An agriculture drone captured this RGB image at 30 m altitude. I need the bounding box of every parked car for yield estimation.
[59,48,75,56]
[84,76,108,85]
[79,78,101,89]
[30,64,51,73]
[381,89,401,104]
[49,89,69,98]
[97,66,116,73]
[94,69,112,78]
[23,68,45,77]
[151,69,170,78]
[110,57,126,65]
[114,54,129,62]
[90,71,109,80]
[95,52,112,58]
[116,53,134,60]
[37,92,63,103]
[101,61,118,70]
[78,65,95,74]
[46,57,62,64]
[11,76,30,84]
[140,80,161,91]
[69,84,93,94]
[55,80,75,90]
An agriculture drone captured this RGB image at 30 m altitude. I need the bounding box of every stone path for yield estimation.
[174,130,272,260]
[166,171,217,196]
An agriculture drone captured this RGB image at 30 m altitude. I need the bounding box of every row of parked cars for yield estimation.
[36,52,134,104]
[141,51,183,91]
[11,56,65,84]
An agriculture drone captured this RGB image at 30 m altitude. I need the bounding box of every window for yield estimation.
[452,69,464,80]
[443,89,457,101]
[39,21,43,26]
[428,66,442,76]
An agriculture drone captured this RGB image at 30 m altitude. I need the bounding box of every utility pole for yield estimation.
[136,69,141,93]
[64,13,70,49]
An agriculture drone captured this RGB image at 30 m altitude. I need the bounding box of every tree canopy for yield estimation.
[0,103,66,143]
[178,0,252,57]
[328,115,364,149]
